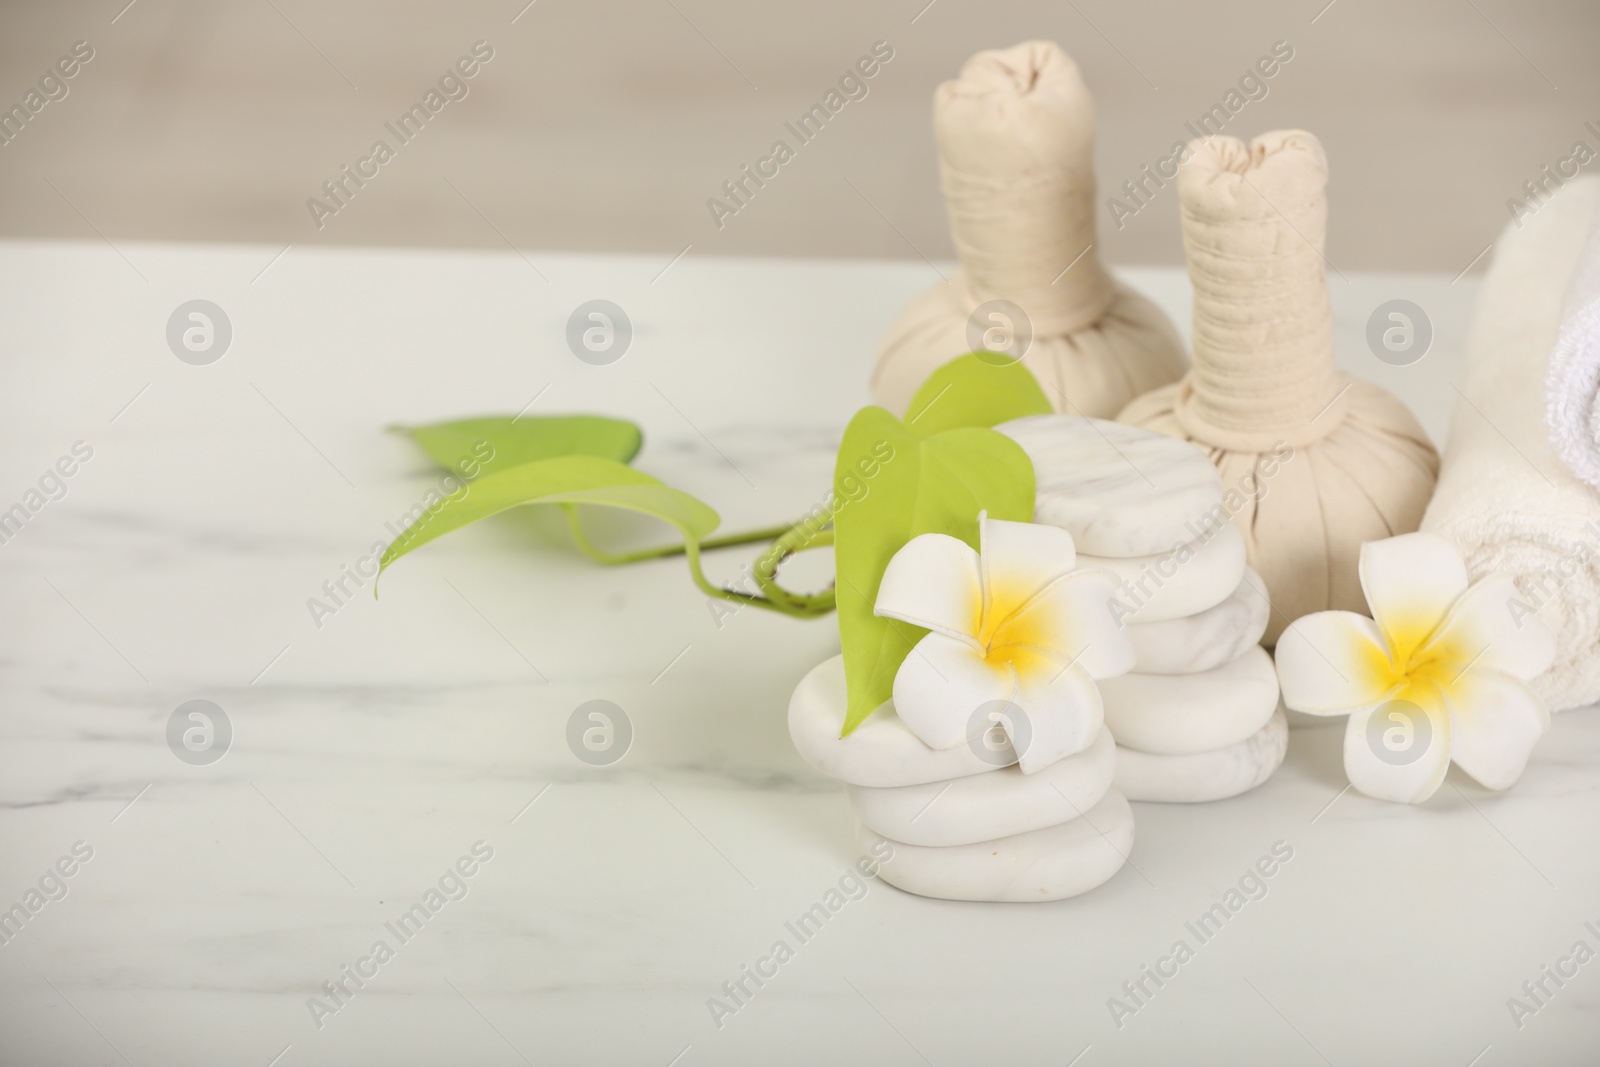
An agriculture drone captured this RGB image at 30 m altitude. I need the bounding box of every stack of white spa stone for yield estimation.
[999,415,1287,804]
[789,657,1135,902]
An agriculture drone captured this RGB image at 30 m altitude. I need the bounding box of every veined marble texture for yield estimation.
[1126,568,1272,675]
[1115,710,1289,803]
[2,243,1598,1065]
[1079,521,1247,625]
[1000,415,1224,557]
[789,656,1017,787]
[860,789,1135,903]
[1101,647,1281,755]
[845,728,1115,846]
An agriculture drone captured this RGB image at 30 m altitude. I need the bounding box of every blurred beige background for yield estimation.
[0,0,1594,272]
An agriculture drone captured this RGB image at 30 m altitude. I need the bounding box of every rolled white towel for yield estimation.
[1546,191,1600,489]
[1421,176,1600,712]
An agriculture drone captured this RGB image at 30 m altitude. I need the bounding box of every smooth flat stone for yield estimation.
[859,789,1135,903]
[1100,646,1280,755]
[789,656,1014,787]
[1114,709,1288,803]
[1078,520,1246,624]
[1000,414,1223,557]
[1127,567,1271,674]
[846,728,1115,847]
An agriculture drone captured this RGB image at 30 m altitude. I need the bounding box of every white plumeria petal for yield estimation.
[891,631,1011,750]
[1358,532,1469,664]
[1420,573,1557,683]
[1342,683,1452,804]
[992,569,1134,680]
[979,512,1077,624]
[1445,668,1550,791]
[1274,611,1398,714]
[1007,658,1104,773]
[874,532,983,644]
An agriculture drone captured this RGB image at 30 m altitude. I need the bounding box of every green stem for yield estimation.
[684,539,828,619]
[561,513,798,566]
[560,507,836,618]
[752,523,836,614]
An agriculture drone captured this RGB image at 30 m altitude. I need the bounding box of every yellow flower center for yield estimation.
[1361,613,1475,701]
[972,572,1065,680]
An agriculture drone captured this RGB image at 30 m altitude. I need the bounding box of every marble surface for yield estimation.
[1101,648,1281,755]
[861,790,1135,904]
[1079,521,1247,625]
[789,656,1017,787]
[1126,568,1272,675]
[846,729,1115,847]
[1115,710,1289,804]
[1000,415,1223,557]
[2,240,1598,1065]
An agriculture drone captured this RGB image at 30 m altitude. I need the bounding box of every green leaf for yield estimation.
[831,407,1036,736]
[902,353,1053,436]
[392,415,643,479]
[378,455,718,579]
[828,357,1046,734]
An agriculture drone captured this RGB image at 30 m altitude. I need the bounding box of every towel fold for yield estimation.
[1422,176,1600,712]
[1545,194,1600,490]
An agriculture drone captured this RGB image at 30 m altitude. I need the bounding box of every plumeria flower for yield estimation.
[1275,532,1556,804]
[873,512,1133,773]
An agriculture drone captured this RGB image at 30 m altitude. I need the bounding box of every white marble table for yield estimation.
[1,240,1596,1066]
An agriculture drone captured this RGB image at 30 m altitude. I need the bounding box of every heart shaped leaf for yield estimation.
[832,408,1035,736]
[378,455,717,580]
[901,353,1053,436]
[392,415,643,480]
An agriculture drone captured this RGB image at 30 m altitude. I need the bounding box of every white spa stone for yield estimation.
[846,728,1115,846]
[1000,414,1224,557]
[1127,567,1271,674]
[1114,708,1288,803]
[789,655,1015,787]
[859,789,1135,903]
[1100,645,1280,755]
[1079,520,1247,624]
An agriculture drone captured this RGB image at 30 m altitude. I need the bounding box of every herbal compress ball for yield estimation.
[1119,130,1439,643]
[870,41,1187,418]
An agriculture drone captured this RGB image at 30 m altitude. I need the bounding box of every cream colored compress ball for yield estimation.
[870,40,1187,418]
[1119,130,1439,644]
